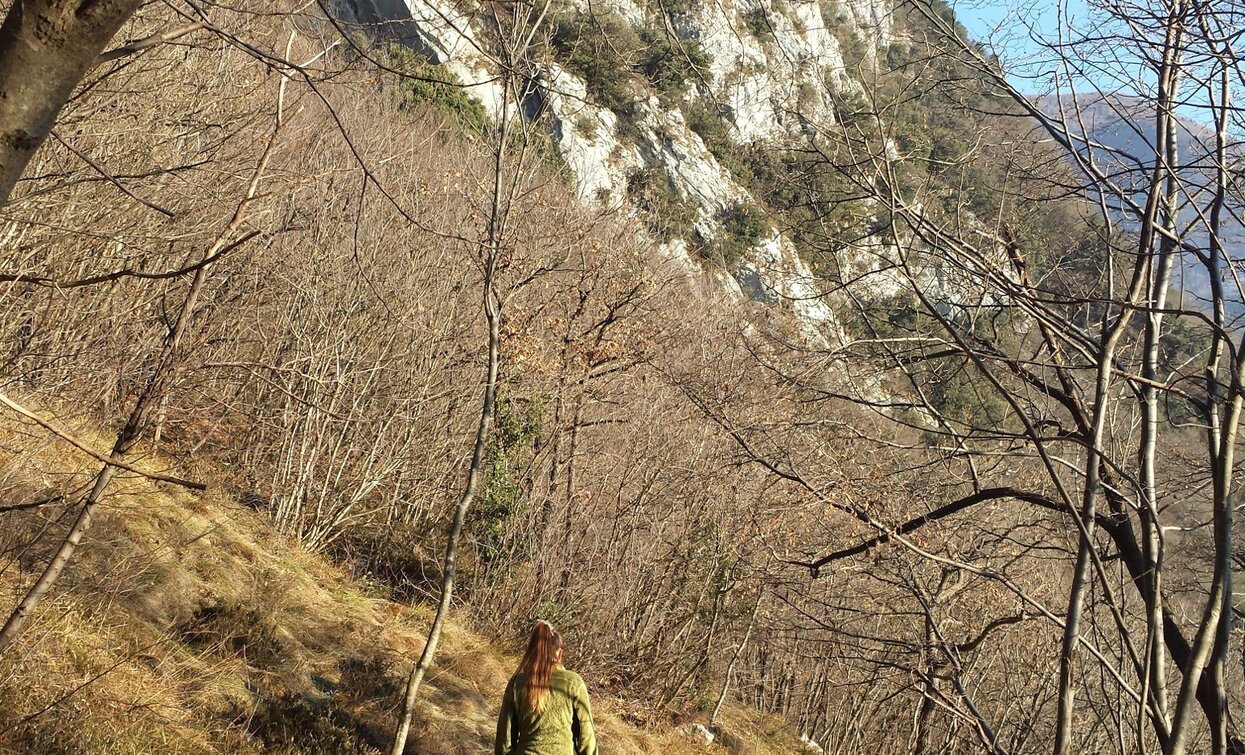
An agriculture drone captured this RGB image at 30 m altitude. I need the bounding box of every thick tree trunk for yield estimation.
[0,0,142,204]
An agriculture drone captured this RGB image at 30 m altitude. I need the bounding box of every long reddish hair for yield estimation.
[517,620,563,713]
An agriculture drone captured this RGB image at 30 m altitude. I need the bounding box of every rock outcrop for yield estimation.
[337,0,899,342]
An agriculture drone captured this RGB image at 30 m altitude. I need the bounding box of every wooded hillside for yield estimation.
[1,0,1243,753]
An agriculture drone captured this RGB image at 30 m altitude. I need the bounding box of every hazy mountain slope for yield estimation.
[1035,92,1245,316]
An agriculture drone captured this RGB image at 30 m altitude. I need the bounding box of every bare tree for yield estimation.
[387,2,557,750]
[701,0,1245,751]
[0,85,284,654]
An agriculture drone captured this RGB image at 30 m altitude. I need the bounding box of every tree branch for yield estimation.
[94,22,206,65]
[794,487,1066,571]
[0,230,260,288]
[0,392,205,490]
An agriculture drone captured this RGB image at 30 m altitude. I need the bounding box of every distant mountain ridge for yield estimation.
[1034,92,1245,318]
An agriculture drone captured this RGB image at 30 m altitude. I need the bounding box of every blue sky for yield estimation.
[950,1,1223,127]
[953,0,1099,93]
[954,0,1093,55]
[955,0,1077,45]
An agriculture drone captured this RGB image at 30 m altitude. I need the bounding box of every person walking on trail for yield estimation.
[495,620,598,755]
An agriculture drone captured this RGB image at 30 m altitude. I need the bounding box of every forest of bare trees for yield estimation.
[0,0,1240,753]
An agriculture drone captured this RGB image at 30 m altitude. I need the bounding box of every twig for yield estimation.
[0,230,261,289]
[49,131,176,218]
[95,23,207,65]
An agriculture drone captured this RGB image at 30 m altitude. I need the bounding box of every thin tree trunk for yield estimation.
[388,39,514,748]
[1133,12,1190,749]
[1054,9,1187,748]
[711,588,763,726]
[0,245,206,654]
[914,617,937,755]
[387,283,501,754]
[1202,43,1235,755]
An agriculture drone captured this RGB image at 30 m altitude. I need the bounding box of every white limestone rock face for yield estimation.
[734,233,845,345]
[563,0,649,26]
[836,0,895,48]
[658,238,707,275]
[541,89,846,337]
[631,98,748,228]
[537,65,638,206]
[685,0,856,143]
[800,732,827,753]
[334,0,904,342]
[337,0,507,118]
[534,75,747,238]
[400,0,507,118]
[537,83,745,242]
[652,0,862,144]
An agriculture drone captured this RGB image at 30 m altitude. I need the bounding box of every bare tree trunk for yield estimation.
[711,588,763,726]
[388,38,516,751]
[0,244,204,655]
[387,279,502,754]
[0,0,142,204]
[1201,42,1236,755]
[913,615,937,755]
[1135,57,1182,751]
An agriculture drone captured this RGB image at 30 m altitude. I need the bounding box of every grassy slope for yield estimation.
[0,415,802,754]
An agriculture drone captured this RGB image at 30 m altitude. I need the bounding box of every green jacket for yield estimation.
[495,667,598,755]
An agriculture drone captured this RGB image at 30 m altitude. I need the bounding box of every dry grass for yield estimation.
[0,412,787,754]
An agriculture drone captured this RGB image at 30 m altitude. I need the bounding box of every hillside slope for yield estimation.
[0,414,799,754]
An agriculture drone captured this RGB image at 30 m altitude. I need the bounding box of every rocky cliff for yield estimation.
[340,0,900,341]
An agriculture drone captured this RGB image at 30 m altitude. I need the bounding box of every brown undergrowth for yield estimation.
[0,413,798,754]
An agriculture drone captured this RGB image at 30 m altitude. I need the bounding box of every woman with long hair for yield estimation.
[495,620,598,755]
